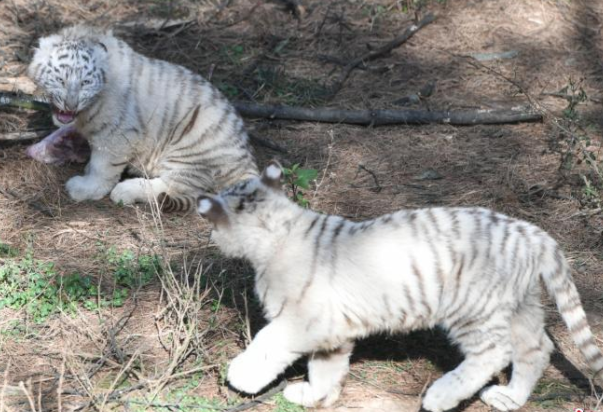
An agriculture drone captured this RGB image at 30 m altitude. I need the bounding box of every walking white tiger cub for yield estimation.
[197,162,603,412]
[27,25,258,211]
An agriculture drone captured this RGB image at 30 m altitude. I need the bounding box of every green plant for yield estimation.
[0,248,161,323]
[560,77,588,120]
[273,393,306,412]
[222,44,246,66]
[106,247,160,288]
[217,82,240,99]
[555,77,603,209]
[0,242,18,257]
[0,256,88,322]
[581,174,602,209]
[282,164,318,207]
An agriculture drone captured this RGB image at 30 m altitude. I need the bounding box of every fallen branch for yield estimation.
[0,130,52,142]
[329,13,436,97]
[0,92,542,130]
[234,102,543,125]
[0,93,50,112]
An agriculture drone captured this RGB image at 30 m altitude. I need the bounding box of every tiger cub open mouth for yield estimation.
[54,108,77,124]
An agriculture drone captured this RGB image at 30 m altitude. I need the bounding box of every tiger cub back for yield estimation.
[197,162,603,412]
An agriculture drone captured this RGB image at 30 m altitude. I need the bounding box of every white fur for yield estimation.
[200,173,603,411]
[109,177,169,205]
[29,25,257,209]
[65,174,113,201]
[197,198,213,214]
[265,164,281,180]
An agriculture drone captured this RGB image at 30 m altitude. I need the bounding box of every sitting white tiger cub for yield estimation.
[197,162,603,412]
[28,25,257,211]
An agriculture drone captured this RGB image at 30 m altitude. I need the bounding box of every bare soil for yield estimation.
[0,0,602,411]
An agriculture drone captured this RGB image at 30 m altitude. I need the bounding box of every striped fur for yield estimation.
[198,164,603,412]
[28,25,258,211]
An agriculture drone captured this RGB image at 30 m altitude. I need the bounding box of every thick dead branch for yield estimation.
[0,92,541,131]
[0,130,52,142]
[329,13,436,97]
[234,102,543,126]
[0,93,50,112]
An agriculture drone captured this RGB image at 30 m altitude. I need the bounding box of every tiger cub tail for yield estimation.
[540,245,603,384]
[157,193,196,213]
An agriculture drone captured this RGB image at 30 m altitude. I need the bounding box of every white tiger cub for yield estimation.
[27,25,257,211]
[197,162,603,412]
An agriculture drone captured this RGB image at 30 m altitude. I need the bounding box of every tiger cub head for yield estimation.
[28,26,109,126]
[197,161,291,258]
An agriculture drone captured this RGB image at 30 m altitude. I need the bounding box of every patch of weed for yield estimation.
[107,247,160,288]
[0,248,161,323]
[531,379,579,409]
[216,81,240,99]
[222,44,246,66]
[555,77,603,209]
[273,393,306,412]
[283,164,318,207]
[0,241,18,258]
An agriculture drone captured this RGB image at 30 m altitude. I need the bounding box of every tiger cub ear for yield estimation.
[197,195,229,228]
[261,160,283,190]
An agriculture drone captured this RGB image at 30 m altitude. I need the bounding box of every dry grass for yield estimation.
[1,0,603,411]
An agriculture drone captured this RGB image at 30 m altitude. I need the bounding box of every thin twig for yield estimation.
[329,13,436,97]
[414,374,432,412]
[119,399,226,410]
[72,382,147,411]
[18,381,36,412]
[57,355,65,412]
[0,361,11,412]
[242,289,252,347]
[225,380,287,412]
[0,187,55,217]
[357,164,382,193]
[248,132,288,153]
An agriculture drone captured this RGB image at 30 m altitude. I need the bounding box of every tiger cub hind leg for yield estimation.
[423,315,513,412]
[480,302,554,411]
[284,342,354,407]
[109,177,169,206]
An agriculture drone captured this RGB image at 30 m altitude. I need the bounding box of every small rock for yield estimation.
[469,50,518,62]
[415,169,443,180]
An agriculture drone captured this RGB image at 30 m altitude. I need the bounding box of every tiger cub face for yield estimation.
[28,34,107,126]
[197,162,289,258]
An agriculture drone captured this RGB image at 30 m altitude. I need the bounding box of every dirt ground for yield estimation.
[1,0,603,411]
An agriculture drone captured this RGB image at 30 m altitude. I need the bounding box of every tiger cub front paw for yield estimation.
[66,175,112,201]
[227,351,279,395]
[284,382,322,407]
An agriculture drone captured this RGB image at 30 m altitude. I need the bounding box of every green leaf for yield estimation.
[293,168,318,189]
